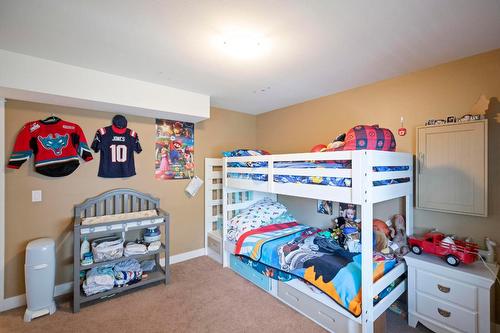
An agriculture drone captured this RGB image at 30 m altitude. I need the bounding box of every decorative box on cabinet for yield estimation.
[405,252,497,333]
[416,120,488,217]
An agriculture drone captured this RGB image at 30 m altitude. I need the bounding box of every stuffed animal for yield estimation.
[390,214,408,256]
[326,133,346,150]
[374,230,389,252]
[373,219,395,238]
[332,217,347,247]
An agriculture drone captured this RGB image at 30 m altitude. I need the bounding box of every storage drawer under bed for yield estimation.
[207,234,222,256]
[277,281,359,333]
[229,255,271,292]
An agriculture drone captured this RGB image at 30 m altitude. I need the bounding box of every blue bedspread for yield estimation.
[234,222,396,316]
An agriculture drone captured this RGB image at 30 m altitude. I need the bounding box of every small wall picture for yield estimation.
[339,202,358,221]
[446,115,456,123]
[317,200,333,215]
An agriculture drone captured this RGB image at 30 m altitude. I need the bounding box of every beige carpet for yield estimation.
[0,256,429,333]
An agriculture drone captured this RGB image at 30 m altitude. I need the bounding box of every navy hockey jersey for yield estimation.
[8,118,93,177]
[91,125,142,178]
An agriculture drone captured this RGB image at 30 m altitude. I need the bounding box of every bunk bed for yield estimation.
[217,150,413,333]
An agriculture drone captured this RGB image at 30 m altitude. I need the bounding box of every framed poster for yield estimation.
[154,119,194,180]
[317,200,333,215]
[339,202,358,221]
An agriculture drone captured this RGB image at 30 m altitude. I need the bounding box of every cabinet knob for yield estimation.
[437,284,450,293]
[437,308,451,318]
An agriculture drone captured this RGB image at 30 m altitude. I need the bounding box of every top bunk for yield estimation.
[223,150,413,205]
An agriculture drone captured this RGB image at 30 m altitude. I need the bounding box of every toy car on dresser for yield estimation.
[408,231,478,266]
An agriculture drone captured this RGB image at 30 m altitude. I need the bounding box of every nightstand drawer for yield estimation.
[416,292,477,333]
[417,269,477,310]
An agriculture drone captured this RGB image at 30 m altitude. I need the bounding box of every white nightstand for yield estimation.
[405,252,498,333]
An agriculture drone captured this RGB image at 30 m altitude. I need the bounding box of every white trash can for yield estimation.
[24,238,56,322]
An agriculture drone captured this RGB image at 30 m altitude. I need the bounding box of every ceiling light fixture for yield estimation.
[215,28,271,60]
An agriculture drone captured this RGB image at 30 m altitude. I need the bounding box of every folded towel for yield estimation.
[124,242,147,257]
[148,240,161,252]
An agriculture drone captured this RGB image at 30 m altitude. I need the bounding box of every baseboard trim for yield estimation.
[0,248,205,312]
[169,248,205,265]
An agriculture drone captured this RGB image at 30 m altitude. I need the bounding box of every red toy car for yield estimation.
[408,232,478,266]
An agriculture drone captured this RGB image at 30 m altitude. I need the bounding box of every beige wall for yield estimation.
[257,49,500,240]
[4,101,256,297]
[257,48,500,318]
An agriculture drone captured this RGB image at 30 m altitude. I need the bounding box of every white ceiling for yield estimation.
[1,0,500,115]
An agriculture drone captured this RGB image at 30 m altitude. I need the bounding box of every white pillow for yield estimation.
[226,198,288,241]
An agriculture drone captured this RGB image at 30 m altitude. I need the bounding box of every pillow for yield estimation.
[226,198,294,241]
[335,125,396,152]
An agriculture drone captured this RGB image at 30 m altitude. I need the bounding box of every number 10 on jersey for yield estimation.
[110,144,127,162]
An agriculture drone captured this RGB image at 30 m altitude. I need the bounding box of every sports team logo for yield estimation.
[38,133,69,155]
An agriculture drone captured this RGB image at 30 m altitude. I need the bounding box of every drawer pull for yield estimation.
[318,311,335,323]
[437,284,450,293]
[437,308,451,318]
[285,292,299,303]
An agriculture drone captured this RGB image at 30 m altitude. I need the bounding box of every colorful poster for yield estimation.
[154,119,194,180]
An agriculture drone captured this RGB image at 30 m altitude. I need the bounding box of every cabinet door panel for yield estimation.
[417,121,487,216]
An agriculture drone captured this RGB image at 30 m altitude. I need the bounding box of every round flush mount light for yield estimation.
[214,28,271,60]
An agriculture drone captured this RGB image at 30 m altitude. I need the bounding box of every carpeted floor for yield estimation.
[0,256,431,332]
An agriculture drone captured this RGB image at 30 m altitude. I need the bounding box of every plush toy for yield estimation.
[373,219,395,238]
[310,144,328,152]
[331,217,347,247]
[374,230,389,252]
[326,133,346,150]
[390,214,408,256]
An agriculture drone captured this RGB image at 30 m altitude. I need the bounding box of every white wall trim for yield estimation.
[0,250,206,312]
[169,247,205,265]
[0,98,5,312]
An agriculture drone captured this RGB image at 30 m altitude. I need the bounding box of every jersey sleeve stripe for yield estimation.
[35,156,80,166]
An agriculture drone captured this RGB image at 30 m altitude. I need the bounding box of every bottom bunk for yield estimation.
[228,253,392,333]
[229,221,403,317]
[221,194,410,332]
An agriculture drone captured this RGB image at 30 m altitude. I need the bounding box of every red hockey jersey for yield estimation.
[8,118,93,177]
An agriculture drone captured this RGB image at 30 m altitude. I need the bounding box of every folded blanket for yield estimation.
[124,242,147,256]
[114,259,142,286]
[82,266,115,296]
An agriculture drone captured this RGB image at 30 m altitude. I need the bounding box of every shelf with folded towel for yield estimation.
[79,243,165,270]
[80,268,166,303]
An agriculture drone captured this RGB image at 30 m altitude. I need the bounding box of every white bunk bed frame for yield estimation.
[220,150,413,333]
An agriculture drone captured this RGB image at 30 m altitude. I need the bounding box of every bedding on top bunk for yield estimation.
[227,172,410,187]
[224,149,410,186]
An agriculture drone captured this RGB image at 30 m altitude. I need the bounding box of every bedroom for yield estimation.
[0,1,499,333]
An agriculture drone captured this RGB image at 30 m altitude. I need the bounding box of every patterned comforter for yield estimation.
[234,222,396,317]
